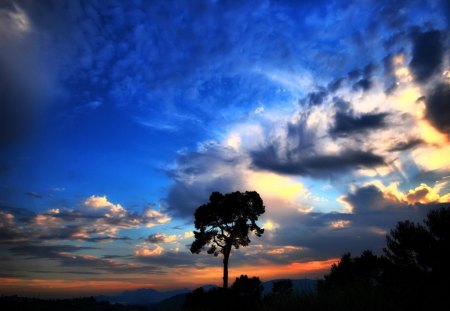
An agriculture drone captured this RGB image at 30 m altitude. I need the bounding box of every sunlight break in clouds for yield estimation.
[371,181,450,205]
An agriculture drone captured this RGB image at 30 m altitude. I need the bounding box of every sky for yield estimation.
[0,0,450,298]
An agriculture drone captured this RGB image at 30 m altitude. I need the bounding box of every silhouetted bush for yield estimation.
[183,275,263,311]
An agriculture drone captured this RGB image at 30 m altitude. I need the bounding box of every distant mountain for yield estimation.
[96,288,190,305]
[149,293,188,311]
[96,279,318,307]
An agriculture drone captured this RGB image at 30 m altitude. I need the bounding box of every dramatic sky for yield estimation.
[1,0,450,297]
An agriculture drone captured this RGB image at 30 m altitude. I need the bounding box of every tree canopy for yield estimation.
[190,191,265,289]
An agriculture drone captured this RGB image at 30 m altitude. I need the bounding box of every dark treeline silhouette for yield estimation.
[183,275,264,310]
[183,203,450,311]
[0,296,148,311]
[315,206,450,310]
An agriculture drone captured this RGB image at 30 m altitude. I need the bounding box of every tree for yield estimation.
[231,275,263,298]
[383,206,450,279]
[318,250,385,292]
[190,191,265,289]
[383,220,433,273]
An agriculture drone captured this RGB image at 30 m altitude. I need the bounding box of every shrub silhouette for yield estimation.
[190,191,265,289]
[231,275,263,298]
[183,276,262,311]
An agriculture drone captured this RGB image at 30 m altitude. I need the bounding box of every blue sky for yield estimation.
[1,0,450,297]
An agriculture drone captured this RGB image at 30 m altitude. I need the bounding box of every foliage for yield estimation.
[190,191,265,288]
[231,275,263,298]
[183,276,263,311]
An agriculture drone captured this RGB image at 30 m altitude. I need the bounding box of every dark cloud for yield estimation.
[389,138,423,152]
[165,144,245,218]
[363,62,377,77]
[327,77,345,92]
[306,89,328,106]
[350,62,376,92]
[9,244,96,260]
[352,78,372,91]
[330,112,388,136]
[0,211,22,242]
[332,96,351,111]
[251,149,384,177]
[409,30,445,83]
[145,234,166,244]
[339,185,445,232]
[425,82,450,137]
[347,69,361,80]
[267,184,443,261]
[81,236,131,243]
[343,185,395,213]
[8,243,163,274]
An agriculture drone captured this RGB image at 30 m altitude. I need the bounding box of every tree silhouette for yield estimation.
[383,220,433,272]
[383,206,450,281]
[231,275,264,298]
[190,191,265,289]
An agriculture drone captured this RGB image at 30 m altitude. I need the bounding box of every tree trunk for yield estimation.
[223,245,231,289]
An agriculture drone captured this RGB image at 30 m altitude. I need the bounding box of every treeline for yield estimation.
[0,296,148,311]
[183,206,450,311]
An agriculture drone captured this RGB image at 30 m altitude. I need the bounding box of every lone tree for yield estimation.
[190,191,265,289]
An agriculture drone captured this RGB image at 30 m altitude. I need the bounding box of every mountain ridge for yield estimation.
[96,279,318,306]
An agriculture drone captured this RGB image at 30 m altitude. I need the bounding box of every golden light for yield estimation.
[246,171,306,202]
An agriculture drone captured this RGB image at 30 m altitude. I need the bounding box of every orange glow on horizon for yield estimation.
[0,258,338,297]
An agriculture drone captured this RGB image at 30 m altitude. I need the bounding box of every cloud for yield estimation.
[409,30,445,83]
[374,181,450,205]
[7,244,157,274]
[265,183,448,261]
[251,148,384,178]
[145,233,177,244]
[165,143,246,218]
[0,196,171,243]
[9,244,96,261]
[388,138,423,151]
[330,112,388,136]
[134,245,164,257]
[425,82,450,137]
[0,211,21,242]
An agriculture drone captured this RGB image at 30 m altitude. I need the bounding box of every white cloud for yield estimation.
[134,245,164,257]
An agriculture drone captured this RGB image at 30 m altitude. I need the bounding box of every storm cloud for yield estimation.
[409,30,445,83]
[425,83,450,137]
[251,149,385,178]
[330,112,389,136]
